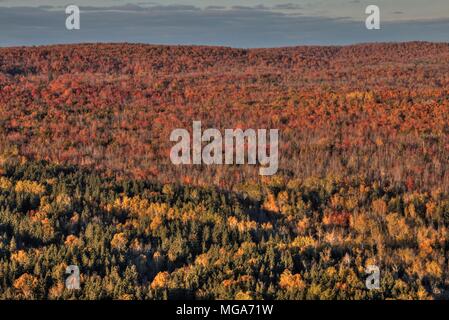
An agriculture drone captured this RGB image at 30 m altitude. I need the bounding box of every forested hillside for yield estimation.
[0,158,447,299]
[1,42,449,299]
[1,42,449,188]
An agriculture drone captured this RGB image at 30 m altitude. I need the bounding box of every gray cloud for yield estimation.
[0,5,448,48]
[205,6,227,10]
[71,4,202,12]
[230,5,270,11]
[273,3,303,10]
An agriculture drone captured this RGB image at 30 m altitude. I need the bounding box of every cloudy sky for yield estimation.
[0,0,448,47]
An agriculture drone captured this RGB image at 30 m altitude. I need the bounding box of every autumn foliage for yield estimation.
[1,42,449,189]
[1,42,449,300]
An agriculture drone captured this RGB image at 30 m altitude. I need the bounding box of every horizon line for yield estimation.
[1,40,449,51]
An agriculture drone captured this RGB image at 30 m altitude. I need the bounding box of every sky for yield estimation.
[0,0,448,47]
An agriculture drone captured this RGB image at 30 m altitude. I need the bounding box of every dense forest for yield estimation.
[0,42,449,299]
[0,158,447,299]
[1,42,449,188]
